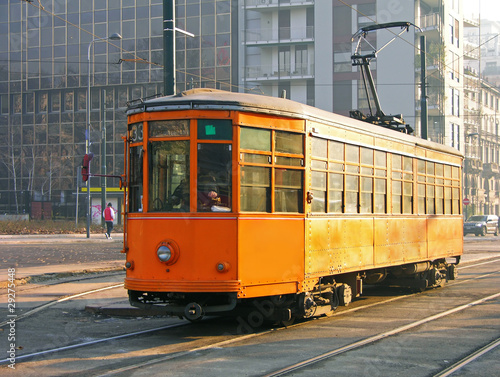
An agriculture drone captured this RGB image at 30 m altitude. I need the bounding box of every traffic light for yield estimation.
[81,153,93,182]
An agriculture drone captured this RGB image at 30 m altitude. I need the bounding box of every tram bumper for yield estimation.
[128,290,238,320]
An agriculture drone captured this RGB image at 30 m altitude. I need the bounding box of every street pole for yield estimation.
[101,88,107,226]
[86,33,122,238]
[420,35,428,140]
[163,0,175,95]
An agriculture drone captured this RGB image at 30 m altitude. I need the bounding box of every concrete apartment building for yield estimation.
[0,0,499,217]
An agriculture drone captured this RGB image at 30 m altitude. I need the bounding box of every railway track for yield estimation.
[263,291,500,376]
[1,258,498,376]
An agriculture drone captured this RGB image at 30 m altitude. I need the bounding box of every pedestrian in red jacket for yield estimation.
[103,203,115,239]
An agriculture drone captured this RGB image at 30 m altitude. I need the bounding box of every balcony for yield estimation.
[244,64,315,81]
[465,158,483,173]
[419,13,441,34]
[245,0,315,9]
[483,162,500,177]
[463,42,480,60]
[244,27,314,45]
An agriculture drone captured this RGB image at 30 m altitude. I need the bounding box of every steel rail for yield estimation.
[433,336,500,377]
[262,291,500,377]
[0,283,124,327]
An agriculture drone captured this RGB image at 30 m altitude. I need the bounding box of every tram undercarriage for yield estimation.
[128,257,460,325]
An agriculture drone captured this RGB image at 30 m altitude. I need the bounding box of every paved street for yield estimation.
[0,234,125,283]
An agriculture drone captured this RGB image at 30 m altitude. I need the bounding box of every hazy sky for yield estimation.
[465,0,500,22]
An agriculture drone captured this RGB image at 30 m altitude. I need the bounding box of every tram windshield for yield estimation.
[128,119,233,213]
[149,140,190,212]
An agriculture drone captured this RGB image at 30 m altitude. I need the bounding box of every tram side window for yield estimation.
[417,160,426,214]
[452,166,460,214]
[275,169,303,212]
[392,155,413,214]
[129,146,143,212]
[417,160,460,215]
[374,150,387,214]
[275,131,304,212]
[311,137,327,213]
[197,143,232,212]
[241,166,271,212]
[149,141,190,212]
[240,127,272,212]
[239,127,304,213]
[328,140,344,213]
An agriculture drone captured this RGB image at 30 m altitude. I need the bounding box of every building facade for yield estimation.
[0,0,236,218]
[1,0,499,218]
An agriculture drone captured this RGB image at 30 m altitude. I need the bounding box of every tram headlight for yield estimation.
[156,240,180,265]
[157,245,172,262]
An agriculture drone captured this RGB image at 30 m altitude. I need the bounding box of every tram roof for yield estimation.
[127,89,463,158]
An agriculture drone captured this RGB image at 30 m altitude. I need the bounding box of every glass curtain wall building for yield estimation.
[0,0,235,217]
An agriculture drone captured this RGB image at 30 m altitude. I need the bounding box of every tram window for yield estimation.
[444,187,452,214]
[444,165,452,185]
[197,143,232,212]
[360,177,373,213]
[374,178,386,214]
[241,153,270,164]
[427,161,435,178]
[403,182,412,214]
[403,157,413,180]
[149,141,190,212]
[435,164,444,182]
[312,137,327,159]
[375,150,386,168]
[345,145,359,164]
[361,147,373,166]
[452,188,460,214]
[240,166,271,212]
[345,175,359,213]
[311,171,327,212]
[275,131,303,155]
[149,119,189,138]
[392,154,402,171]
[418,184,426,214]
[436,186,444,214]
[240,127,271,151]
[275,169,303,212]
[276,156,303,166]
[328,173,343,213]
[392,181,402,214]
[329,140,344,161]
[129,146,143,212]
[392,155,413,214]
[427,185,435,214]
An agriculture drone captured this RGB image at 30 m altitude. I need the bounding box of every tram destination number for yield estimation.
[6,267,17,369]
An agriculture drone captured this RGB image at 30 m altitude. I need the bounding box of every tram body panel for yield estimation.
[427,216,464,258]
[237,217,304,297]
[124,216,238,292]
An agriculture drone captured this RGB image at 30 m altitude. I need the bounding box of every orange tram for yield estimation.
[122,89,463,324]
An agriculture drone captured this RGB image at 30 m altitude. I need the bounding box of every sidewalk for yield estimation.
[0,233,125,287]
[0,233,123,244]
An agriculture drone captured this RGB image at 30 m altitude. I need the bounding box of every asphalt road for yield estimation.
[0,241,124,268]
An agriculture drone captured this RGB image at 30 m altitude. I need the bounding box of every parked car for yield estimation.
[463,215,499,236]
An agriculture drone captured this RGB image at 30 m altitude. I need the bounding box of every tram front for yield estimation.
[124,115,239,321]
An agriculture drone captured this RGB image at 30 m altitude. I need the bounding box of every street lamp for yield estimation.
[86,33,122,238]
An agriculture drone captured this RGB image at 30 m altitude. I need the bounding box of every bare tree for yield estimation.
[0,130,20,213]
